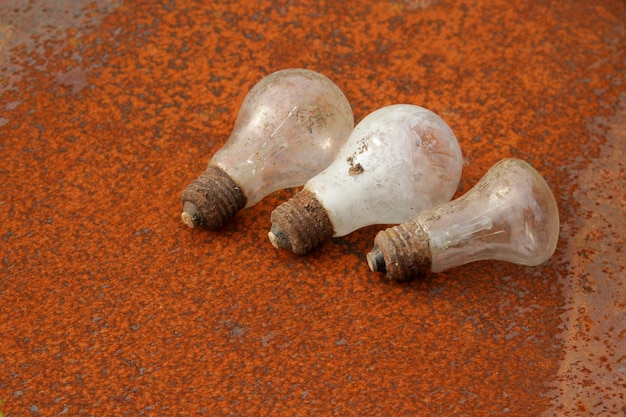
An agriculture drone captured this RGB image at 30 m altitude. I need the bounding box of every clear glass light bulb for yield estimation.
[367,158,560,280]
[268,104,463,254]
[181,68,354,230]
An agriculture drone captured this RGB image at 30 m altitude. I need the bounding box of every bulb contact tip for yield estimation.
[268,228,288,250]
[181,208,196,228]
[366,247,387,273]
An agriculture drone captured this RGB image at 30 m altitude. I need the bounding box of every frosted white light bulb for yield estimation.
[367,158,560,280]
[268,104,463,254]
[181,68,354,229]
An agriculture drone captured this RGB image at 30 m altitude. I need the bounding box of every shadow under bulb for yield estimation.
[181,68,354,230]
[268,104,464,254]
[367,158,560,281]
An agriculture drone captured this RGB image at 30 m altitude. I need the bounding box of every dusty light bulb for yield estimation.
[367,158,560,280]
[268,104,463,254]
[181,68,354,229]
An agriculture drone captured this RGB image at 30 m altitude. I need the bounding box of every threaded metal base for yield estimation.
[180,166,246,230]
[367,221,432,281]
[268,189,334,255]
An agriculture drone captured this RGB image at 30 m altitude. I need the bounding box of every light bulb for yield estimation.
[268,104,463,254]
[367,158,560,280]
[181,68,354,229]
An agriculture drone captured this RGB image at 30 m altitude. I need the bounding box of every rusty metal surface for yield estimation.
[1,0,624,415]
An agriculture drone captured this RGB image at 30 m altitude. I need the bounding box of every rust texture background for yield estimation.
[1,0,624,415]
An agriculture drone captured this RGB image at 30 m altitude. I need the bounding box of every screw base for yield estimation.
[181,166,246,230]
[269,189,334,255]
[367,221,432,281]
